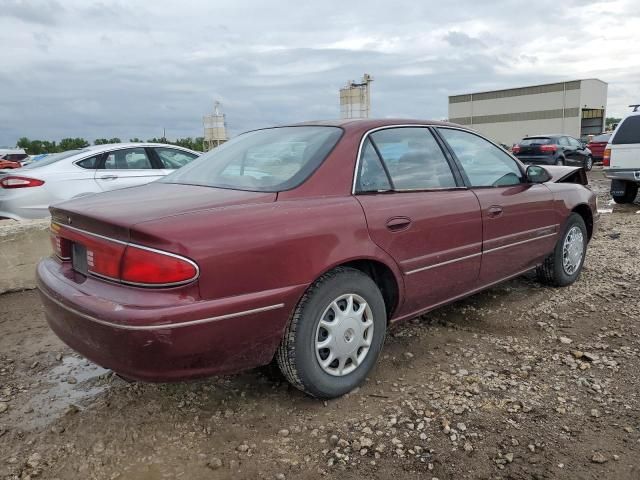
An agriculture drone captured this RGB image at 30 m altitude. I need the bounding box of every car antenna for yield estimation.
[629,104,640,112]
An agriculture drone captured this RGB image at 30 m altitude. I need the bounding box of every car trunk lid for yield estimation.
[50,182,277,243]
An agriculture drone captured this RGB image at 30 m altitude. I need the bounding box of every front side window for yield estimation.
[154,147,198,169]
[367,127,456,190]
[558,137,569,147]
[568,137,582,148]
[438,128,522,187]
[162,126,342,192]
[103,148,152,170]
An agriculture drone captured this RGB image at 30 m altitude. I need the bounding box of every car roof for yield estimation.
[82,142,196,154]
[286,118,464,130]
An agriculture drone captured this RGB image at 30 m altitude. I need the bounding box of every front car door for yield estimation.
[354,126,482,317]
[568,137,588,166]
[94,147,163,192]
[436,127,557,286]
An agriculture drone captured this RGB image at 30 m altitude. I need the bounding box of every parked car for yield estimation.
[0,143,199,220]
[512,135,593,171]
[0,157,22,169]
[604,107,640,204]
[586,133,611,162]
[37,120,597,399]
[0,148,28,164]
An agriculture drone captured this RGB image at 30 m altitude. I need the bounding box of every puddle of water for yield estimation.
[22,355,110,428]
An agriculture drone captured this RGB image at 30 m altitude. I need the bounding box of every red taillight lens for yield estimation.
[603,148,611,166]
[540,144,558,153]
[0,176,44,188]
[512,145,521,154]
[50,224,71,259]
[121,245,198,286]
[83,235,126,279]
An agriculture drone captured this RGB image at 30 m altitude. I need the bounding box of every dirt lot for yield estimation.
[1,168,639,480]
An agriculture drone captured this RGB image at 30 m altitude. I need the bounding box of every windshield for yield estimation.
[520,137,551,146]
[161,126,342,192]
[21,149,89,169]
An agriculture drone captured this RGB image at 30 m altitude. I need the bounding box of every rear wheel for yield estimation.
[555,157,564,166]
[277,267,387,398]
[584,156,593,171]
[536,213,587,287]
[612,182,638,204]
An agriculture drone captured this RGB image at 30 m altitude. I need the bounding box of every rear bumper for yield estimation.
[37,257,304,381]
[603,169,640,183]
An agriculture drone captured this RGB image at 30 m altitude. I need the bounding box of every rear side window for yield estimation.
[438,128,522,187]
[356,139,391,192]
[520,137,551,146]
[367,127,456,190]
[612,116,640,145]
[154,147,198,169]
[76,155,102,169]
[103,148,153,169]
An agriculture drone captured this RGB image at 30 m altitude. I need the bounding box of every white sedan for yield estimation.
[0,143,199,220]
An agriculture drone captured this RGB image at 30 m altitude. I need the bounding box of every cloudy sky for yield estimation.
[1,0,638,146]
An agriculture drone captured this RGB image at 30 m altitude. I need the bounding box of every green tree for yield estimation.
[129,137,143,143]
[108,137,121,144]
[59,138,89,151]
[606,117,621,130]
[94,138,109,145]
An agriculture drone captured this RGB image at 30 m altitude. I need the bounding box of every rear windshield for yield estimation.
[591,134,611,143]
[161,126,343,192]
[520,137,551,146]
[612,116,640,145]
[21,149,88,169]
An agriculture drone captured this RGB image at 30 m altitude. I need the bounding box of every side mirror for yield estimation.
[526,165,552,184]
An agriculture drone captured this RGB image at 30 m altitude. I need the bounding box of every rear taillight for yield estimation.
[121,245,198,286]
[540,144,558,153]
[603,148,611,166]
[0,176,44,188]
[512,145,521,154]
[50,223,198,287]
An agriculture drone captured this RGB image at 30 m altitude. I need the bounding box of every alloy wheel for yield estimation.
[562,226,584,275]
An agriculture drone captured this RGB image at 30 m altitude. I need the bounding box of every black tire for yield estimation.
[555,157,564,166]
[276,267,387,399]
[612,182,638,204]
[536,213,588,287]
[584,156,593,171]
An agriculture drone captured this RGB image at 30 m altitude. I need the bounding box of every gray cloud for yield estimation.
[0,0,637,146]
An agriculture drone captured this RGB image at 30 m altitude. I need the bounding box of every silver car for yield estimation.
[0,143,199,220]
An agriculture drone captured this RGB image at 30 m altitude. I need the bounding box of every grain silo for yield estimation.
[340,74,373,119]
[203,101,228,151]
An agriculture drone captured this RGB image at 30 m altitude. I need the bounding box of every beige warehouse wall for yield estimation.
[0,220,51,294]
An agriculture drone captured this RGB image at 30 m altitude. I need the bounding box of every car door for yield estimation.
[94,147,164,192]
[354,126,482,316]
[436,127,557,285]
[565,137,585,165]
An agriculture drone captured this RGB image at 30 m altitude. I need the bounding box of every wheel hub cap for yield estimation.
[315,293,374,377]
[562,226,584,275]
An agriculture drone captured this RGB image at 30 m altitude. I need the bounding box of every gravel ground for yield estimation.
[1,167,639,480]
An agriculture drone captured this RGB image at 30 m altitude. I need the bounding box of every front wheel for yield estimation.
[277,267,387,398]
[536,213,587,287]
[584,156,593,171]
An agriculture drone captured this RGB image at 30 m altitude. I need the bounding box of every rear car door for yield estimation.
[354,126,482,315]
[94,147,163,192]
[436,127,557,285]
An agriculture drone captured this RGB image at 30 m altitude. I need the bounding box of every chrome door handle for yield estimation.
[99,175,118,180]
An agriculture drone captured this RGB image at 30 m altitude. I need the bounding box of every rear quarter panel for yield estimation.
[129,196,405,305]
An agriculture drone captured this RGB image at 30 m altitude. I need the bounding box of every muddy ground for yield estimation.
[1,168,639,480]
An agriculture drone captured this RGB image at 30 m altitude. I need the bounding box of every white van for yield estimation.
[604,106,640,204]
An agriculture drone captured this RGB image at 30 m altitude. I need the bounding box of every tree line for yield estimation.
[16,136,205,155]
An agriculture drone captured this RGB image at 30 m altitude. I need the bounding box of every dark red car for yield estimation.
[586,133,611,162]
[37,120,598,398]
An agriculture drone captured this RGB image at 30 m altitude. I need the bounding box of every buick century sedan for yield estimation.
[37,119,597,398]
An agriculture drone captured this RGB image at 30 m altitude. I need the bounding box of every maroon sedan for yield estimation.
[586,133,611,162]
[37,120,598,398]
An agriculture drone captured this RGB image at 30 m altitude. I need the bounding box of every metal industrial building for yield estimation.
[448,79,608,146]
